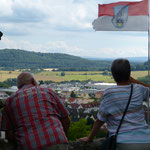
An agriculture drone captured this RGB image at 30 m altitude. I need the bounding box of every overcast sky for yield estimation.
[0,0,148,58]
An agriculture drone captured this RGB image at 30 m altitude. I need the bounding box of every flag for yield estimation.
[92,0,148,31]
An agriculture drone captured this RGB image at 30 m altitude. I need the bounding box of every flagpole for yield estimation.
[148,0,150,126]
[149,0,150,76]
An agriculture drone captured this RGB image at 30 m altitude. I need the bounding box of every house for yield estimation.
[95,90,104,99]
[77,91,90,99]
[68,98,77,103]
[61,91,72,98]
[81,102,100,114]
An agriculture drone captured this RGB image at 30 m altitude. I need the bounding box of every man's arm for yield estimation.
[60,116,70,135]
[130,76,150,88]
[78,119,104,142]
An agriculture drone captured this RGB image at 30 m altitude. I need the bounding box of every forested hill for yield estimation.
[0,49,111,71]
[0,49,147,71]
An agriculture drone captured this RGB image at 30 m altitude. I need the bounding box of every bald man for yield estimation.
[1,72,70,150]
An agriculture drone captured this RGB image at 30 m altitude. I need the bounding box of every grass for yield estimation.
[131,71,148,79]
[35,70,149,83]
[0,70,148,83]
[0,71,21,82]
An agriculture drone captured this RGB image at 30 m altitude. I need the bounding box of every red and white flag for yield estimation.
[92,0,148,31]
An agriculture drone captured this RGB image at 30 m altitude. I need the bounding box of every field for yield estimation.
[0,70,148,83]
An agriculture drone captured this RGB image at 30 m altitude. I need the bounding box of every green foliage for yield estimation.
[0,49,147,72]
[95,129,107,139]
[138,76,150,85]
[67,118,91,141]
[86,117,94,126]
[44,80,55,84]
[0,49,111,71]
[39,80,44,85]
[6,91,13,96]
[102,70,109,75]
[0,78,17,87]
[61,72,65,76]
[70,91,77,98]
[4,78,17,86]
[0,82,10,88]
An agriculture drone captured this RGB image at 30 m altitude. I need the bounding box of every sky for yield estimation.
[0,0,148,58]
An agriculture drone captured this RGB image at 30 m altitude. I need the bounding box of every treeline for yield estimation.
[0,49,111,71]
[0,78,17,88]
[0,49,148,71]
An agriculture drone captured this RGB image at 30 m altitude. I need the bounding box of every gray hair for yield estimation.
[17,72,38,89]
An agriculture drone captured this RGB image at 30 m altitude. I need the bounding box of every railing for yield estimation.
[0,138,105,150]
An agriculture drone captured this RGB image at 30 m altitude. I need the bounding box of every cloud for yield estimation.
[0,0,98,36]
[0,0,147,59]
[0,0,13,16]
[46,1,97,31]
[0,37,147,58]
[95,47,147,58]
[0,38,84,55]
[0,0,47,23]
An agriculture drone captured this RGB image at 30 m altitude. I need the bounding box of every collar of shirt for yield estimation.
[20,84,35,90]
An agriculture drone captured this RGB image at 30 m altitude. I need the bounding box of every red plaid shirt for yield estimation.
[1,84,69,150]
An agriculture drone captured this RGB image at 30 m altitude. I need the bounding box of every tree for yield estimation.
[70,91,77,98]
[4,78,17,86]
[61,72,65,76]
[102,70,109,75]
[39,80,44,85]
[0,82,10,88]
[67,118,91,141]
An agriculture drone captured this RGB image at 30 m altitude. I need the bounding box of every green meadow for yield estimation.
[35,70,149,83]
[0,70,148,83]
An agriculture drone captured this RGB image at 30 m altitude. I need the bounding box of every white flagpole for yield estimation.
[148,0,150,126]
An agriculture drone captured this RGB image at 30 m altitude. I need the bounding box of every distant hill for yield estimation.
[0,49,147,71]
[0,49,112,71]
[84,57,147,63]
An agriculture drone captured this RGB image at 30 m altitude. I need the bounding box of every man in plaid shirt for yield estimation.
[1,72,70,150]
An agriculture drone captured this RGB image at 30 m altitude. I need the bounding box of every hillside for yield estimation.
[0,49,147,71]
[85,57,148,63]
[0,49,111,71]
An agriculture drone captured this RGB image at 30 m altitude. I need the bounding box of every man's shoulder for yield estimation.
[133,83,148,90]
[4,94,14,106]
[104,85,118,93]
[35,86,53,93]
[32,86,56,97]
[19,85,52,92]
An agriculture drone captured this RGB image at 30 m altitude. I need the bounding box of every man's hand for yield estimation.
[78,137,93,143]
[129,76,150,88]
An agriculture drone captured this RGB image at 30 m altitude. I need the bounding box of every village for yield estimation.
[0,81,115,140]
[0,80,150,141]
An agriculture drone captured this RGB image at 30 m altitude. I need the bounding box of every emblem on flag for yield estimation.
[112,5,129,29]
[92,0,148,31]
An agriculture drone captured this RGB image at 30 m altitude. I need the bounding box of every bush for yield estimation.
[67,118,91,141]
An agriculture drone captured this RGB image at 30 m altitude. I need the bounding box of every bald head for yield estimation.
[17,72,38,89]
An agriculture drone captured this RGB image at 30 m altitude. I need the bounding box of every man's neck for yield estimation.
[117,81,130,86]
